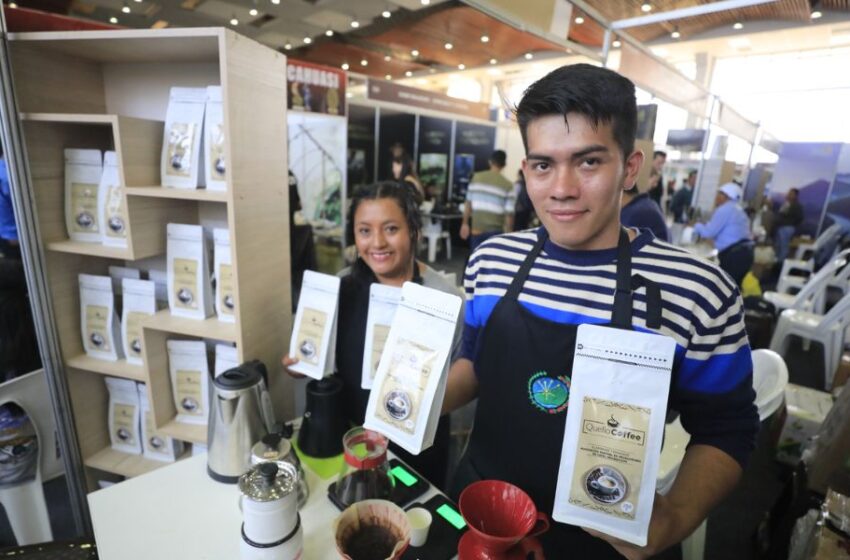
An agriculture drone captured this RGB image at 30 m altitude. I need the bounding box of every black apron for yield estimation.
[452,228,662,557]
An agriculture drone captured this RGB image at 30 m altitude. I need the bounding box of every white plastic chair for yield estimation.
[422,218,451,263]
[764,249,850,315]
[770,291,850,390]
[777,224,843,294]
[751,349,789,421]
[0,369,59,545]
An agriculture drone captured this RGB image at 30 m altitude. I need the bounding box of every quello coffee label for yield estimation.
[86,305,111,352]
[71,182,99,233]
[375,338,436,435]
[113,403,137,445]
[218,263,235,316]
[297,308,326,365]
[174,369,204,417]
[165,122,196,178]
[568,397,651,520]
[174,258,199,310]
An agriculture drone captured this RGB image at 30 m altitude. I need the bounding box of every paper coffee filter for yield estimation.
[334,499,411,560]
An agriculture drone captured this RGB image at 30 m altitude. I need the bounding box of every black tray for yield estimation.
[401,494,468,560]
[327,458,430,511]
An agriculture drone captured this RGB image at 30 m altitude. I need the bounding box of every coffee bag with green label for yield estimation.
[106,377,142,455]
[553,324,675,547]
[121,279,156,365]
[161,87,206,190]
[167,223,213,320]
[204,86,227,192]
[288,270,340,380]
[64,149,103,243]
[213,228,235,323]
[99,151,128,248]
[167,339,210,425]
[79,274,122,361]
[361,283,401,390]
[136,382,184,462]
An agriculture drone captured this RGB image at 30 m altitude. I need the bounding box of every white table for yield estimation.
[89,453,446,559]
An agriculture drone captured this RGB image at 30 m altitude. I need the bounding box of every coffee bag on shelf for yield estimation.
[99,151,128,248]
[364,282,461,455]
[64,149,103,243]
[288,270,340,380]
[214,343,239,377]
[361,283,402,390]
[167,223,213,320]
[161,87,206,189]
[213,228,235,323]
[167,339,210,425]
[121,279,156,365]
[204,86,227,192]
[148,269,169,305]
[105,377,142,455]
[137,382,184,462]
[79,273,122,361]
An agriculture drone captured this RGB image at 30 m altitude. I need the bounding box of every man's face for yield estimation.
[687,173,697,187]
[522,113,642,251]
[787,190,798,203]
[653,154,666,173]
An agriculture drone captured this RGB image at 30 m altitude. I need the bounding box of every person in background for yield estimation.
[647,150,667,207]
[512,170,534,231]
[773,188,804,262]
[694,182,754,286]
[283,182,461,489]
[671,170,697,224]
[391,155,424,203]
[620,173,670,241]
[460,150,516,252]
[0,142,20,260]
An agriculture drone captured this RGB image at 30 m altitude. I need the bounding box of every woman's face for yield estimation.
[392,161,403,179]
[354,198,414,282]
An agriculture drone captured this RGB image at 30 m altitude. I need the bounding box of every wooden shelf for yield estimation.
[125,186,228,203]
[159,420,207,445]
[143,309,238,342]
[21,112,116,125]
[66,354,146,382]
[85,446,187,478]
[47,240,131,259]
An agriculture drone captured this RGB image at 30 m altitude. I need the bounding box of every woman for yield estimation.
[284,181,461,489]
[391,156,425,204]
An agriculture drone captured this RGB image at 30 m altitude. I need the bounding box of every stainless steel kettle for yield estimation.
[207,360,274,483]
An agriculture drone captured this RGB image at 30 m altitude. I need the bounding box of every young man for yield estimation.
[443,64,758,558]
[773,187,804,262]
[460,149,516,252]
[694,182,754,287]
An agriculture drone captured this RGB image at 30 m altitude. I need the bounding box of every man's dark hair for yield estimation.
[688,170,698,179]
[789,188,800,196]
[490,150,507,168]
[516,63,637,160]
[653,150,667,159]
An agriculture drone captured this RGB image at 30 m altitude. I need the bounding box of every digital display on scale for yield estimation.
[436,503,466,530]
[390,464,418,487]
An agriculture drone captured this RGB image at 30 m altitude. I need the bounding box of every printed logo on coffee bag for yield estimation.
[104,185,127,238]
[113,403,137,445]
[174,369,204,416]
[85,304,111,352]
[297,308,327,365]
[125,311,146,357]
[165,123,196,178]
[527,371,571,415]
[375,338,436,434]
[71,182,99,233]
[173,258,199,310]
[218,263,235,315]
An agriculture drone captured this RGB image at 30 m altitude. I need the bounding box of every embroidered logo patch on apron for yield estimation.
[527,371,571,414]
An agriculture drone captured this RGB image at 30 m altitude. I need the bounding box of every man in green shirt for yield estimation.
[460,150,516,252]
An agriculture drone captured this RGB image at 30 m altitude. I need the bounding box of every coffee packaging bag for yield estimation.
[204,86,227,192]
[137,382,184,462]
[364,282,461,455]
[64,149,103,242]
[213,228,235,323]
[108,266,140,298]
[553,324,675,546]
[148,269,169,304]
[214,343,239,377]
[122,279,156,365]
[161,87,206,189]
[288,270,340,379]
[167,223,214,320]
[99,151,128,247]
[361,284,402,390]
[106,377,142,455]
[79,274,122,361]
[167,339,210,425]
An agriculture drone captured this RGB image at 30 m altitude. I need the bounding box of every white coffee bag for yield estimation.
[148,269,169,305]
[364,282,461,455]
[64,149,103,242]
[361,284,402,390]
[108,265,140,297]
[288,270,340,380]
[79,273,122,361]
[161,87,206,189]
[122,279,156,365]
[214,343,239,377]
[167,223,214,320]
[213,228,235,323]
[106,377,142,455]
[99,151,128,247]
[167,339,210,425]
[553,324,676,547]
[204,86,227,192]
[137,382,184,462]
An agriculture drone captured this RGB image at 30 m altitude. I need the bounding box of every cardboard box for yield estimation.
[776,384,834,466]
[808,380,850,494]
[809,526,850,560]
[834,354,850,394]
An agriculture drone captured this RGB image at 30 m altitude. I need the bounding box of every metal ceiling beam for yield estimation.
[611,0,781,30]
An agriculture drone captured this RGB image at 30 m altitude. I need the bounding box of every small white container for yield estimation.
[407,507,432,548]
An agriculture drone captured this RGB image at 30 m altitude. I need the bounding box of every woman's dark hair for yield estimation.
[348,181,422,281]
[392,155,416,181]
[516,63,637,161]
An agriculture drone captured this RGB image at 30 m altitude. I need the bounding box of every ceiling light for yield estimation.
[444,42,453,50]
[134,0,142,3]
[382,10,391,18]
[489,58,497,64]
[341,63,349,70]
[811,10,822,19]
[325,29,333,36]
[303,36,312,44]
[405,70,413,77]
[249,8,258,16]
[270,0,279,4]
[350,20,360,28]
[109,16,118,23]
[230,16,238,25]
[411,49,419,57]
[612,40,622,47]
[384,55,391,62]
[733,22,743,30]
[524,52,533,60]
[284,42,292,50]
[671,29,680,39]
[575,16,585,24]
[421,0,430,4]
[429,67,436,74]
[360,59,368,66]
[641,3,652,12]
[122,4,131,13]
[458,63,465,70]
[481,35,489,43]
[385,74,392,79]
[346,93,353,99]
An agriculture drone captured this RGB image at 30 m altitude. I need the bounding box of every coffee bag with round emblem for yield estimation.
[64,149,103,243]
[106,377,142,455]
[288,270,340,379]
[167,339,211,425]
[204,86,227,192]
[161,87,206,189]
[79,273,122,361]
[99,151,128,248]
[213,228,235,323]
[137,382,184,462]
[364,282,462,455]
[167,223,214,320]
[553,324,676,547]
[121,278,156,365]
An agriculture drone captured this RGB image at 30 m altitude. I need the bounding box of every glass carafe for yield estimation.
[333,427,395,508]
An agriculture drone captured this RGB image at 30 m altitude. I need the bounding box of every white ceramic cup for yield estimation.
[407,507,433,548]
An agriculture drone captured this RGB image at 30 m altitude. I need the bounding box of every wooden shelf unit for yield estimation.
[84,447,188,478]
[9,28,293,492]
